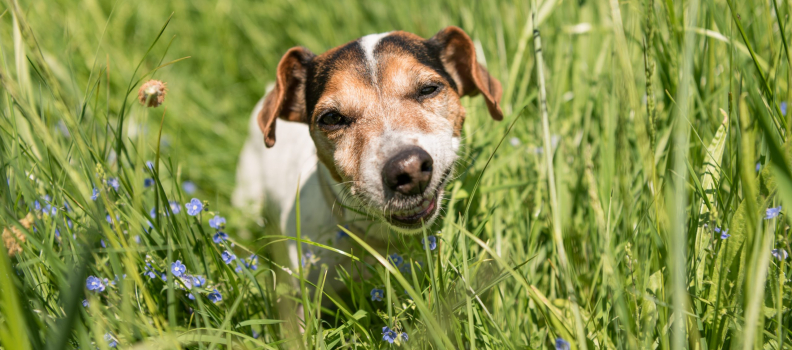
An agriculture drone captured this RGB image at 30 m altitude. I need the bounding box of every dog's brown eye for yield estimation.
[318,112,346,130]
[419,85,438,96]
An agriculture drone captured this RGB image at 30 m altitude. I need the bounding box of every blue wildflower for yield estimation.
[213,231,228,244]
[82,299,89,307]
[756,162,762,172]
[134,235,140,244]
[104,333,117,348]
[401,332,408,342]
[388,253,403,267]
[150,207,156,218]
[183,181,197,194]
[186,198,203,216]
[370,288,384,301]
[171,260,187,277]
[144,178,154,188]
[34,200,42,211]
[782,101,788,116]
[190,275,206,287]
[107,178,120,191]
[301,251,319,268]
[188,293,195,300]
[714,227,730,239]
[161,273,167,281]
[400,262,412,275]
[44,203,57,216]
[252,330,260,339]
[382,326,398,344]
[100,239,106,248]
[91,188,100,201]
[555,338,571,350]
[143,268,157,279]
[222,251,236,264]
[422,235,437,251]
[245,255,258,270]
[766,206,783,219]
[208,289,222,303]
[86,276,105,292]
[169,201,181,214]
[209,215,226,229]
[772,248,789,261]
[146,161,155,170]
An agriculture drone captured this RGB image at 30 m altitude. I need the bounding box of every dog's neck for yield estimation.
[316,161,391,237]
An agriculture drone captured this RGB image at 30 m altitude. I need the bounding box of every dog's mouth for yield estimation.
[388,189,440,227]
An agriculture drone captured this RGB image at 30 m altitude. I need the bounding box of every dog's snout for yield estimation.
[382,147,433,196]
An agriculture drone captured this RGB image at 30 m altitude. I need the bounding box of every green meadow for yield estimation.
[1,0,792,348]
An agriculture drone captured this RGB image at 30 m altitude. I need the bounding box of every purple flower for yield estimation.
[370,288,384,301]
[772,248,788,261]
[144,178,154,188]
[422,235,437,250]
[208,289,222,303]
[183,181,197,194]
[209,215,226,229]
[82,299,89,307]
[143,268,157,279]
[171,260,187,277]
[186,198,203,216]
[555,338,571,350]
[222,251,236,264]
[401,332,408,342]
[766,206,783,220]
[86,276,105,292]
[213,231,228,244]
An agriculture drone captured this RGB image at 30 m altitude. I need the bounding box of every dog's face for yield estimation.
[258,27,502,233]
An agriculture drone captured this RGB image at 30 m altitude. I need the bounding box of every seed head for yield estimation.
[138,80,168,107]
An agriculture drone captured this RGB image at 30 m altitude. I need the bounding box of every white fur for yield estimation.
[356,116,457,233]
[359,32,391,83]
[233,96,336,270]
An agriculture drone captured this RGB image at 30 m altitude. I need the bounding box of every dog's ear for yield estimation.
[258,47,315,147]
[430,26,503,121]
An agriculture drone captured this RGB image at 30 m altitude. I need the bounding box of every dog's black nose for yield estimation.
[382,147,433,196]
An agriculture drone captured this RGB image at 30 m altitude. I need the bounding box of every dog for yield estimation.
[232,26,502,283]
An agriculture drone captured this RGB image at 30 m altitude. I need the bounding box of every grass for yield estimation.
[1,0,792,348]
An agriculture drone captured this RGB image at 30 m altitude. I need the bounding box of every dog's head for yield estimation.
[257,27,502,233]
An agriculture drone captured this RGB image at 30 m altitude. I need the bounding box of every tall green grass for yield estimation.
[1,0,792,348]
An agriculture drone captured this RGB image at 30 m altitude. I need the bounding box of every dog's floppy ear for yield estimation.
[430,26,503,121]
[258,47,315,147]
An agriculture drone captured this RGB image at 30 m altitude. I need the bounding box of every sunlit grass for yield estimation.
[1,0,792,349]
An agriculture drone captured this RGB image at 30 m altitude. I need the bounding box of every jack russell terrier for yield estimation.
[232,26,502,280]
